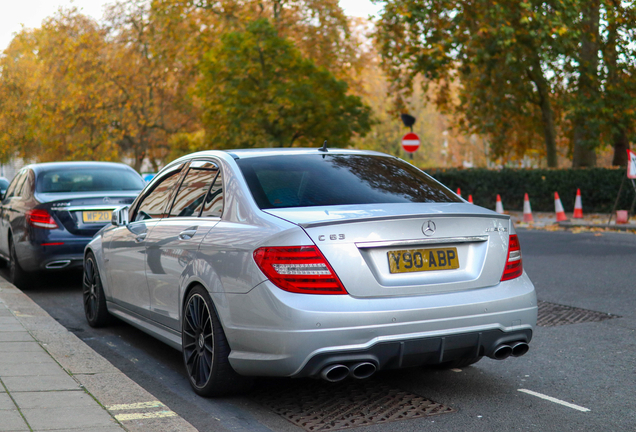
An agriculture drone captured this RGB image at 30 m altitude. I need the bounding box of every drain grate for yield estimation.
[253,379,454,431]
[537,301,620,327]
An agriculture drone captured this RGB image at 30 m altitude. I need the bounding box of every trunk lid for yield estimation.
[265,203,511,298]
[37,192,139,236]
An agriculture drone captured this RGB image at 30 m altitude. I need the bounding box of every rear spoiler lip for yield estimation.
[355,235,489,249]
[296,212,510,229]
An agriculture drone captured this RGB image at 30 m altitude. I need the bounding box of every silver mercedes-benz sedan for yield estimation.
[83,148,537,396]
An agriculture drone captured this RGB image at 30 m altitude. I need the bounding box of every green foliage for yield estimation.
[375,0,636,168]
[426,167,634,213]
[196,19,372,149]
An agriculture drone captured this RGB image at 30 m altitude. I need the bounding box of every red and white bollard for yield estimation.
[523,193,534,222]
[554,192,568,222]
[495,194,504,214]
[573,189,583,219]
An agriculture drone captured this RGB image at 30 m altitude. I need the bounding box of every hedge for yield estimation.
[425,168,636,213]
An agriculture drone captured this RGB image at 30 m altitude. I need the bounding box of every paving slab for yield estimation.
[12,390,99,409]
[0,331,34,342]
[0,408,29,431]
[22,405,119,431]
[0,391,16,409]
[0,361,70,377]
[0,280,197,432]
[2,374,82,392]
[0,350,54,363]
[0,341,47,352]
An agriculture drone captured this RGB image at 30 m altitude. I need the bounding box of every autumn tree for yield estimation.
[375,0,581,168]
[0,10,120,162]
[196,19,371,149]
[150,0,368,91]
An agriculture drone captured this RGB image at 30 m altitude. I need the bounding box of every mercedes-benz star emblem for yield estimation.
[103,197,111,204]
[422,220,436,236]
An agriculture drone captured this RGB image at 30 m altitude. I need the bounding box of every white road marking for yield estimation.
[115,410,178,421]
[518,389,590,412]
[107,401,165,411]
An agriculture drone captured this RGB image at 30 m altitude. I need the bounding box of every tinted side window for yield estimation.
[6,171,26,198]
[19,170,35,198]
[134,167,184,221]
[201,170,223,217]
[170,161,220,218]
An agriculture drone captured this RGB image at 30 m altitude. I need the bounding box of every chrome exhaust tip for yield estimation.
[511,342,530,357]
[320,364,350,382]
[491,344,513,360]
[45,260,71,269]
[350,362,376,380]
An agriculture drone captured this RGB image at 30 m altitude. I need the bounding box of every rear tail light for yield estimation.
[501,234,523,281]
[27,209,58,229]
[253,246,348,295]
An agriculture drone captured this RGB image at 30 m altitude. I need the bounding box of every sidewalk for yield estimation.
[0,279,197,432]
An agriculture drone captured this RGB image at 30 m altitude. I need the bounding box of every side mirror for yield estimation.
[111,206,130,226]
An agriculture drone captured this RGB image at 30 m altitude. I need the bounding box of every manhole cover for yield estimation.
[537,301,620,327]
[252,379,454,431]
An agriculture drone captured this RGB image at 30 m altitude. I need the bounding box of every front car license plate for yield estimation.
[82,210,112,224]
[388,247,459,274]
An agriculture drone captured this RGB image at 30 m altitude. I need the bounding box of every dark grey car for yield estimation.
[0,162,144,287]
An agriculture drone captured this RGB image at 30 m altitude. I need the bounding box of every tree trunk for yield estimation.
[527,61,558,168]
[572,0,600,168]
[606,5,630,167]
[612,128,629,166]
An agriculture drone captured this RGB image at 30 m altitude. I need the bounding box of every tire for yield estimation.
[182,285,252,397]
[9,237,30,289]
[436,356,483,369]
[83,252,111,327]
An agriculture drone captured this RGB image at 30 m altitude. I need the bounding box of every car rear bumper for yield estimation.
[18,238,91,272]
[216,273,537,377]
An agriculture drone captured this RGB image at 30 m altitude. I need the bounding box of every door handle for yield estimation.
[178,229,197,240]
[135,233,147,243]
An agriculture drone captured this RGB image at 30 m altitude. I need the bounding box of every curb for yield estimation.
[557,221,636,231]
[0,279,197,432]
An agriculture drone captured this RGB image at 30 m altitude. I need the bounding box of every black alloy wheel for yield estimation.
[182,285,251,397]
[9,237,29,289]
[83,252,110,327]
[183,292,215,388]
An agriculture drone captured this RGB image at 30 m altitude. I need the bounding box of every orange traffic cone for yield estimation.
[554,192,567,222]
[523,193,534,222]
[573,189,583,219]
[495,194,504,214]
[456,187,462,198]
[468,194,474,204]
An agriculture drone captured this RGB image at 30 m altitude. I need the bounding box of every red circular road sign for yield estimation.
[402,132,420,153]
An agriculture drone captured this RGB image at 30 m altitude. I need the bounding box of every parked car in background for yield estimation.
[83,148,537,397]
[0,162,145,287]
[0,177,9,197]
[142,173,157,183]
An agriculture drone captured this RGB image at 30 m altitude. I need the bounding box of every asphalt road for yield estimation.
[10,230,636,432]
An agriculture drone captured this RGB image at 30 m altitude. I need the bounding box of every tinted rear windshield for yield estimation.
[37,168,145,193]
[237,154,461,209]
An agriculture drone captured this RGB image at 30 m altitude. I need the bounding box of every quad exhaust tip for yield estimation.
[350,362,376,380]
[45,260,71,269]
[511,342,530,357]
[320,364,350,382]
[320,362,377,382]
[490,341,530,360]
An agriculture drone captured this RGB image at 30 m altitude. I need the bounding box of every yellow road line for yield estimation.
[115,410,178,421]
[107,401,166,411]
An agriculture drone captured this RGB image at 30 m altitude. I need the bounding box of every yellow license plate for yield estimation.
[82,210,112,224]
[388,247,459,274]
